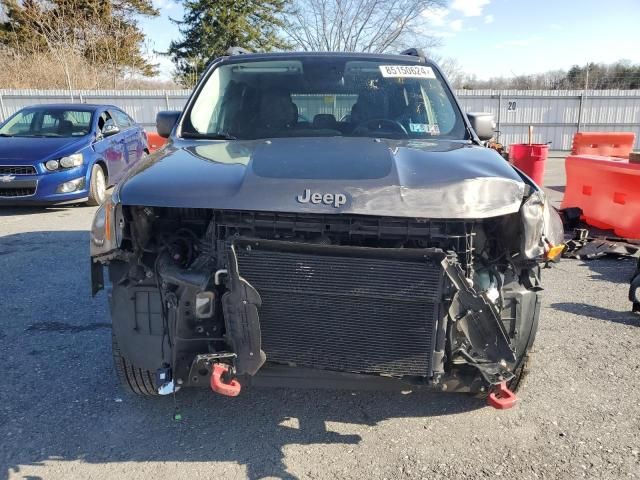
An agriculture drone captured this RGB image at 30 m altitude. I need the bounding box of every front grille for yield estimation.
[235,242,444,377]
[0,187,36,197]
[215,210,476,271]
[0,165,37,175]
[216,210,473,244]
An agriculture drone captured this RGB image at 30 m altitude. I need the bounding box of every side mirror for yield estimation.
[102,119,120,138]
[466,112,495,141]
[156,111,181,138]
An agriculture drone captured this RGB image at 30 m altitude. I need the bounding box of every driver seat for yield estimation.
[350,93,387,126]
[58,120,74,136]
[253,89,298,136]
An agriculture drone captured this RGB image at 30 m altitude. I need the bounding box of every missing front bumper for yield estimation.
[225,238,447,380]
[221,238,518,388]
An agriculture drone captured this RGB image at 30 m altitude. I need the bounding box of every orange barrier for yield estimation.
[561,154,640,239]
[571,132,635,157]
[146,131,167,153]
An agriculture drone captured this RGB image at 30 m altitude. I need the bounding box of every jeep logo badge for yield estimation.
[297,189,347,208]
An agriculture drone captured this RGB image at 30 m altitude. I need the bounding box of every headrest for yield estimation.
[58,120,74,134]
[258,89,297,129]
[312,114,337,130]
[351,93,386,124]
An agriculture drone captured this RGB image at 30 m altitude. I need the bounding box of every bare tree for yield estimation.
[0,0,158,89]
[18,2,91,94]
[428,53,464,85]
[283,0,445,53]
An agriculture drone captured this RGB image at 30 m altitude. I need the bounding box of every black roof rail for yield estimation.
[399,48,426,60]
[226,46,252,56]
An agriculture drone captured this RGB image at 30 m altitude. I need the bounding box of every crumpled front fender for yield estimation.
[521,190,564,260]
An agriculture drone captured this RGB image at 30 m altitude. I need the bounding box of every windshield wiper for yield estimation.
[182,132,237,140]
[0,133,13,137]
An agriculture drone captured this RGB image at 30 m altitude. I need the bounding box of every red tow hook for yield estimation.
[210,363,241,397]
[487,381,518,410]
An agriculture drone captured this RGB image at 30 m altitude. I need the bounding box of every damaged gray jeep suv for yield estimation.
[90,49,563,406]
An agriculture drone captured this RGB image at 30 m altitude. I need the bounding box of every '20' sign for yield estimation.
[507,101,517,111]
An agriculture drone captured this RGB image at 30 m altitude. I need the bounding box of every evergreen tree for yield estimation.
[0,0,159,81]
[168,0,290,86]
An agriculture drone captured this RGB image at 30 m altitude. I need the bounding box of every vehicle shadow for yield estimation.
[550,302,638,326]
[580,256,637,285]
[0,206,71,216]
[0,230,484,480]
[0,188,111,217]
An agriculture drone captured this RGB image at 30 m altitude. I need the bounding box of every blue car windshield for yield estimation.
[0,109,93,138]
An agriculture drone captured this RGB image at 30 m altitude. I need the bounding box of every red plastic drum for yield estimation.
[508,144,549,186]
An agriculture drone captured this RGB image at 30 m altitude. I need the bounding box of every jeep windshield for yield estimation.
[181,57,468,141]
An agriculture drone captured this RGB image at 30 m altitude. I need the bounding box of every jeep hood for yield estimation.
[117,137,526,219]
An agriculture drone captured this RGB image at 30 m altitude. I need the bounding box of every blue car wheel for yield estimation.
[87,164,107,206]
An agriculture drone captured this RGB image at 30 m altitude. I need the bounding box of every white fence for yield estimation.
[456,90,640,150]
[1,89,639,150]
[0,89,191,131]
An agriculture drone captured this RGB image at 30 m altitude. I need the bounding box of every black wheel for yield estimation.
[111,333,159,396]
[630,272,640,313]
[87,164,107,206]
[508,351,533,392]
[471,350,533,400]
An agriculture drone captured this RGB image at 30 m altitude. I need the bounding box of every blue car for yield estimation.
[0,104,148,206]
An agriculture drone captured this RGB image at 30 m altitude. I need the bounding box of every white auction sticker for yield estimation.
[379,65,436,79]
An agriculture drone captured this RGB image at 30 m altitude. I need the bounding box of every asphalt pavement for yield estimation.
[1,158,639,479]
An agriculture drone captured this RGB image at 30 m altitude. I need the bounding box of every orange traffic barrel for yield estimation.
[508,144,549,186]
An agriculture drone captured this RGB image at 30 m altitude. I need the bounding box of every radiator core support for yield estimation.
[229,238,447,380]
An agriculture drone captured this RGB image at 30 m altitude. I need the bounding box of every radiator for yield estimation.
[234,240,444,378]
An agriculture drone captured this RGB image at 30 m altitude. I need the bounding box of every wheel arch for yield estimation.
[93,159,109,185]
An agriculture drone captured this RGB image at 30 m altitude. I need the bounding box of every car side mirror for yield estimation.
[466,112,495,141]
[103,120,120,138]
[156,111,181,138]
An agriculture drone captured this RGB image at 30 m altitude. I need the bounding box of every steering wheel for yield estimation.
[355,118,409,136]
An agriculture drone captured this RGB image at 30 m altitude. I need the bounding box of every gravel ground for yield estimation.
[1,165,639,479]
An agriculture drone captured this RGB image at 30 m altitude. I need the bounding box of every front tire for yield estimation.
[112,333,159,396]
[87,164,107,206]
[508,351,533,392]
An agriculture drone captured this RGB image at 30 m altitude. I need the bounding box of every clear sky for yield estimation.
[142,0,640,81]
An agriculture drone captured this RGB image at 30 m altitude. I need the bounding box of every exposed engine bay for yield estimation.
[92,190,563,399]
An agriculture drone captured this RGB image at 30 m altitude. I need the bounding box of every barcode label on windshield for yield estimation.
[379,65,436,79]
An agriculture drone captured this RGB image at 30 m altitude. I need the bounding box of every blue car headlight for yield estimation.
[45,160,60,171]
[45,153,84,171]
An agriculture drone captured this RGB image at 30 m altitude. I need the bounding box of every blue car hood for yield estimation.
[118,137,526,220]
[0,137,90,165]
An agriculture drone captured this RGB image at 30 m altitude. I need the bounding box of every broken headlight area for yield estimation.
[520,189,565,261]
[90,197,127,258]
[94,206,550,396]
